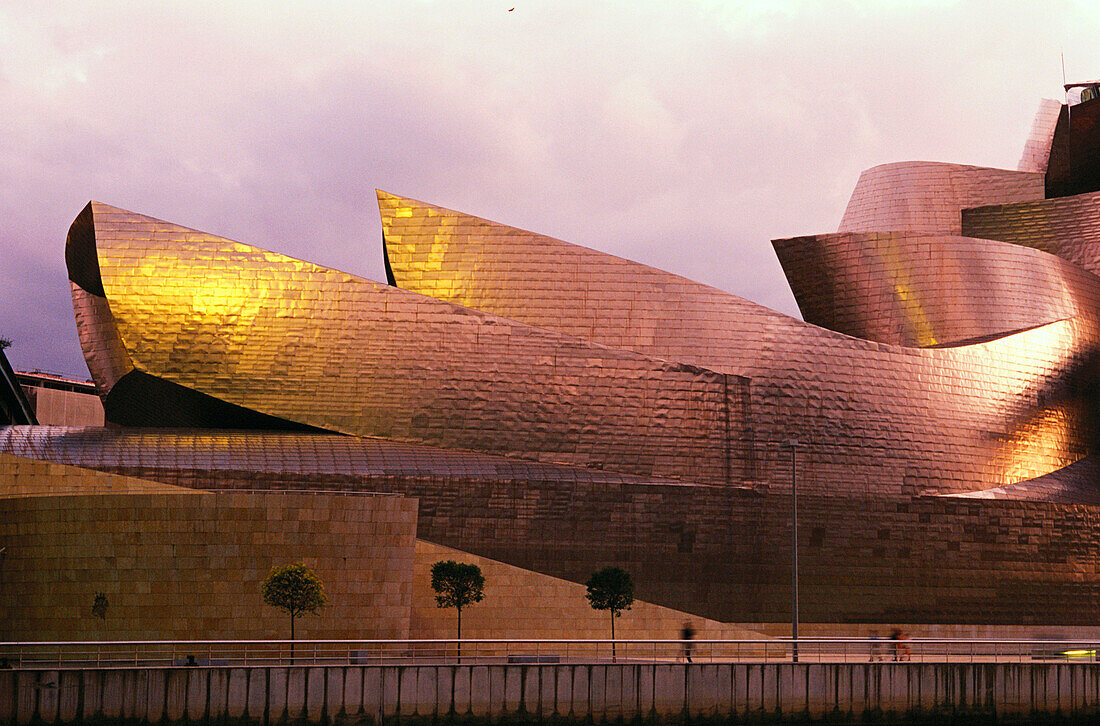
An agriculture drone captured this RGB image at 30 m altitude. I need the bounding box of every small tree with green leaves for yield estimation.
[430,560,485,642]
[585,566,634,659]
[261,563,327,653]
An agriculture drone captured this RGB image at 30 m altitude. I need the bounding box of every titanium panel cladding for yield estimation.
[379,191,1100,495]
[67,203,745,484]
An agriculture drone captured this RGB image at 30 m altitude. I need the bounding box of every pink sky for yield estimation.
[2,0,1096,378]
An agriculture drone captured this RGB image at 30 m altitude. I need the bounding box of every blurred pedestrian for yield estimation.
[869,630,882,662]
[898,631,911,661]
[890,628,902,661]
[680,621,696,663]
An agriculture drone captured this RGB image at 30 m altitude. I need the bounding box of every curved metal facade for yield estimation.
[772,231,1100,348]
[963,190,1100,276]
[838,161,1043,234]
[63,193,1100,498]
[67,202,746,484]
[17,92,1100,627]
[379,192,1100,495]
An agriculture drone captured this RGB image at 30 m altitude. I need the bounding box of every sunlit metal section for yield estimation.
[772,232,1100,348]
[379,192,1100,495]
[66,202,744,484]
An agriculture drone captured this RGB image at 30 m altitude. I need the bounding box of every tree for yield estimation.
[585,566,634,659]
[261,563,327,647]
[91,592,109,620]
[430,560,485,641]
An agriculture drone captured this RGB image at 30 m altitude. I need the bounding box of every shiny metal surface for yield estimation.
[963,191,1100,276]
[67,202,743,485]
[37,95,1100,628]
[772,231,1100,348]
[1017,98,1061,173]
[948,453,1100,505]
[0,425,691,486]
[838,162,1043,234]
[379,192,1100,495]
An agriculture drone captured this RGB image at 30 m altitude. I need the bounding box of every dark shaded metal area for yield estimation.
[104,370,322,431]
[64,202,104,297]
[0,352,36,425]
[1047,95,1100,198]
[963,189,1100,277]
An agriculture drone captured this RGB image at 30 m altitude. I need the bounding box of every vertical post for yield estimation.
[785,439,800,663]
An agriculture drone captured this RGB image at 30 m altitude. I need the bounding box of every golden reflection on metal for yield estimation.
[997,404,1080,485]
[61,169,1100,498]
[68,202,741,485]
[771,232,1100,349]
[378,191,1100,495]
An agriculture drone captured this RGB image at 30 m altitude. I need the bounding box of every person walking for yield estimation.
[869,630,882,662]
[890,628,902,662]
[680,621,696,663]
[898,631,912,661]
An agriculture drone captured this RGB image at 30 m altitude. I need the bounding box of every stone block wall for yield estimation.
[0,453,183,498]
[21,387,104,427]
[47,456,1100,629]
[0,454,418,641]
[410,540,764,642]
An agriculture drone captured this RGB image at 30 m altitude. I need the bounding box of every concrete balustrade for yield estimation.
[3,662,1100,724]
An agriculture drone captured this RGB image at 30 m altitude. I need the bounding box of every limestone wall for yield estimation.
[411,541,764,641]
[22,387,104,427]
[0,453,418,641]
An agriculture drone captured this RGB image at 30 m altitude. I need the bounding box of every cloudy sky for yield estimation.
[1,0,1096,378]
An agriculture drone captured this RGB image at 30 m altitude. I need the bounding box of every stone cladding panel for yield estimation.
[0,454,417,641]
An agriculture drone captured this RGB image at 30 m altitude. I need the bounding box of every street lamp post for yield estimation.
[784,439,800,663]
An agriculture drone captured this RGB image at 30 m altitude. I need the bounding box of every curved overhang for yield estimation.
[945,453,1100,505]
[66,202,135,396]
[771,232,1100,348]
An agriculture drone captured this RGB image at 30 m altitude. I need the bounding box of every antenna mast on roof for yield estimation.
[1063,52,1071,184]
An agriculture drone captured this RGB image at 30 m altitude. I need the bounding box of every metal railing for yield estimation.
[1,638,1099,669]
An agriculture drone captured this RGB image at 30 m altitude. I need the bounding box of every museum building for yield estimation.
[4,93,1100,641]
